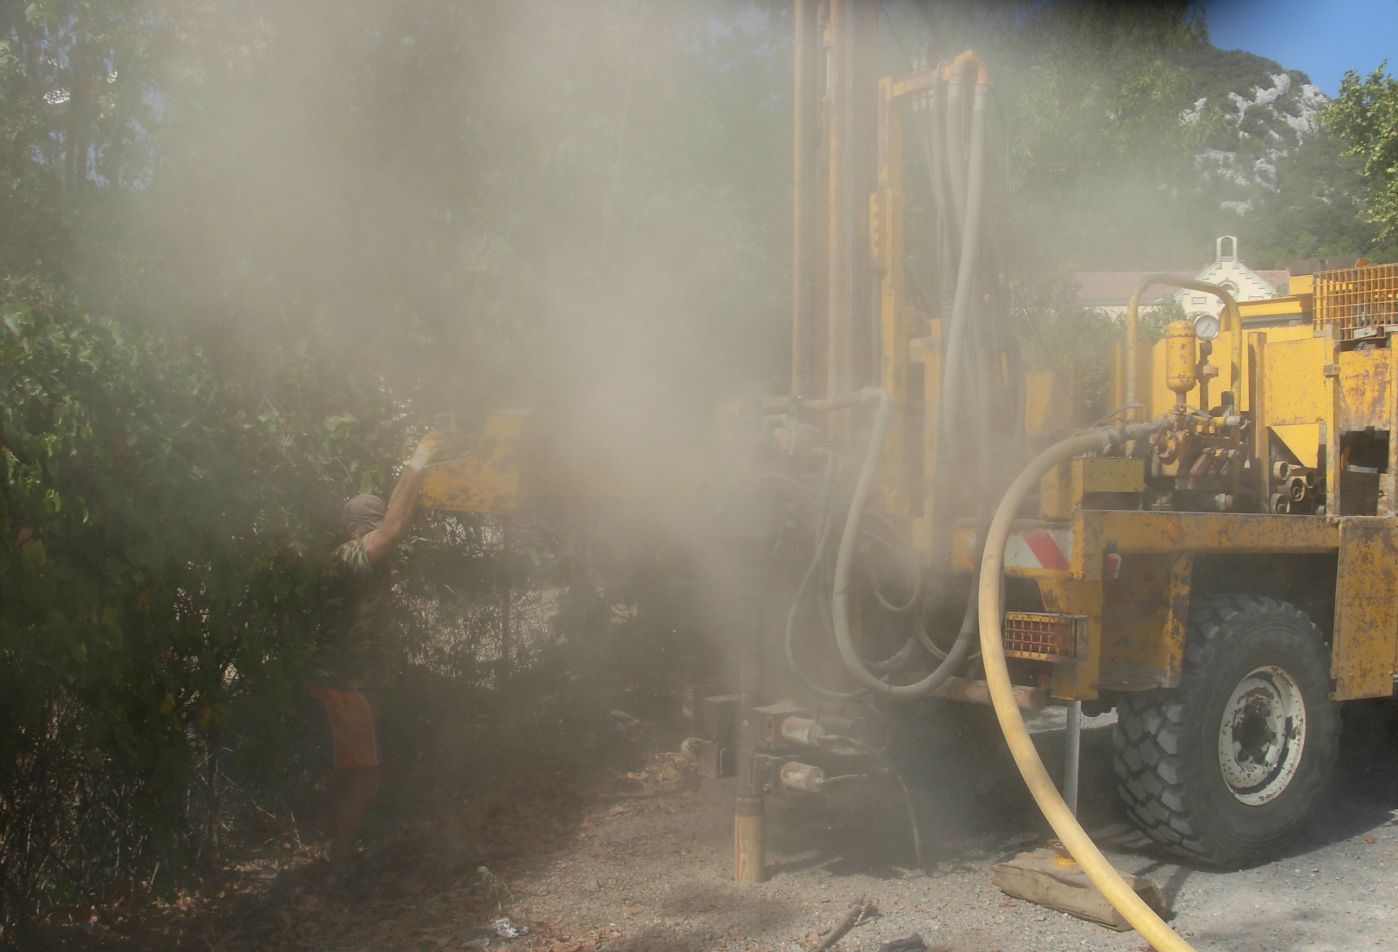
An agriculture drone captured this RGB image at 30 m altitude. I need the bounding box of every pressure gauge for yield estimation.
[1192,312,1221,342]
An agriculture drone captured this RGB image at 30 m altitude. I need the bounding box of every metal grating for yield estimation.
[1314,264,1398,341]
[1003,611,1086,663]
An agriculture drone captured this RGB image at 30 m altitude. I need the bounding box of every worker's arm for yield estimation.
[361,434,440,566]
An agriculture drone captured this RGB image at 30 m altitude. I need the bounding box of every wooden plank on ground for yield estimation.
[992,847,1167,932]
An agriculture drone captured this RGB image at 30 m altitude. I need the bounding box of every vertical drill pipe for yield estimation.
[854,0,880,389]
[923,83,955,306]
[1251,334,1270,509]
[876,75,910,513]
[735,543,765,884]
[500,517,513,677]
[1323,324,1342,516]
[791,0,821,397]
[734,793,765,884]
[824,0,856,409]
[1063,699,1082,816]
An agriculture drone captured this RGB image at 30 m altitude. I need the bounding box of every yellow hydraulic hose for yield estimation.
[977,425,1197,952]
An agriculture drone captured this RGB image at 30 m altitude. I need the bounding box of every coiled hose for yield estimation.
[784,455,932,697]
[830,389,977,698]
[977,423,1196,952]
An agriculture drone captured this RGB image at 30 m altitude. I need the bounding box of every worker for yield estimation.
[307,433,440,881]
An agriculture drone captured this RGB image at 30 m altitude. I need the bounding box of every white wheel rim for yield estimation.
[1217,665,1307,805]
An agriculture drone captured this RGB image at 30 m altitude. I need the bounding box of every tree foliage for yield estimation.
[1328,64,1398,244]
[1,0,782,933]
[0,275,402,925]
[1233,128,1393,265]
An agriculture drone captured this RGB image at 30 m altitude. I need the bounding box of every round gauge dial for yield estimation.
[1192,312,1221,341]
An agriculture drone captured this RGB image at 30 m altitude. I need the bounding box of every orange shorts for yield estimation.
[307,684,379,769]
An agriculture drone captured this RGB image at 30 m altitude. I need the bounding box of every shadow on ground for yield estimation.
[756,698,1398,890]
[53,693,1398,950]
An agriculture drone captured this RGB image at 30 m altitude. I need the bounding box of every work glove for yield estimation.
[407,432,443,471]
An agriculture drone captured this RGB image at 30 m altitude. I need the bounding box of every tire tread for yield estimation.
[1111,594,1338,867]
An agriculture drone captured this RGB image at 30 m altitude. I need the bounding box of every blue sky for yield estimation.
[1206,0,1397,95]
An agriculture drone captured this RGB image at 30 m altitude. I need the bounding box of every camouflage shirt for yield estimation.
[315,537,395,687]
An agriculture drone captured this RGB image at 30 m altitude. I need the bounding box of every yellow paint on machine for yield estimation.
[420,410,641,515]
[421,411,526,514]
[1333,520,1398,699]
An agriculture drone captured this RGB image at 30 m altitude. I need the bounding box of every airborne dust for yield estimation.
[14,0,1395,947]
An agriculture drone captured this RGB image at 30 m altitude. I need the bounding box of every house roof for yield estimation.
[1073,267,1290,307]
[1072,272,1181,308]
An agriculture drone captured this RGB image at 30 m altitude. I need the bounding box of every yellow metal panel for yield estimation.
[1251,323,1317,343]
[1144,336,1168,416]
[911,324,943,557]
[1024,369,1076,438]
[1338,345,1392,431]
[421,458,520,514]
[958,511,1338,581]
[1039,463,1072,521]
[1076,457,1145,495]
[1040,457,1142,520]
[1389,351,1398,518]
[1072,511,1337,579]
[420,411,528,514]
[1332,519,1398,699]
[1238,297,1306,320]
[1098,554,1191,691]
[1289,273,1314,297]
[1260,335,1330,426]
[1272,423,1321,469]
[949,521,975,570]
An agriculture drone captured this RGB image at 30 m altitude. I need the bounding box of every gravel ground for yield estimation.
[512,707,1398,952]
[78,704,1395,951]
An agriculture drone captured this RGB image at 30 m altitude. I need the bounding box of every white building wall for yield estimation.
[1175,236,1281,319]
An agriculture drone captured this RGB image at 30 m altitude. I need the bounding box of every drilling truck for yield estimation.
[420,4,1398,932]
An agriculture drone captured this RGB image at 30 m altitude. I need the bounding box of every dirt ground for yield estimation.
[50,704,1398,952]
[496,710,1398,952]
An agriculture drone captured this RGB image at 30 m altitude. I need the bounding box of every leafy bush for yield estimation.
[0,277,413,933]
[0,277,706,937]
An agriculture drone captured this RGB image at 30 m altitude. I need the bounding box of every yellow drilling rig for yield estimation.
[421,3,1398,943]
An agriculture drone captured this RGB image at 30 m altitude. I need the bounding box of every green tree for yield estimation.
[0,275,430,932]
[1327,64,1398,245]
[1233,128,1394,266]
[895,0,1221,270]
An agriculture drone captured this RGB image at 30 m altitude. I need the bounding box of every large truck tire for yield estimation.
[1112,595,1339,867]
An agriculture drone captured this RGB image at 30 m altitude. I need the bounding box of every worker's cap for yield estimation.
[342,494,385,531]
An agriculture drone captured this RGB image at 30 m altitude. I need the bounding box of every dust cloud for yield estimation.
[100,1,788,474]
[88,0,1204,765]
[85,0,805,731]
